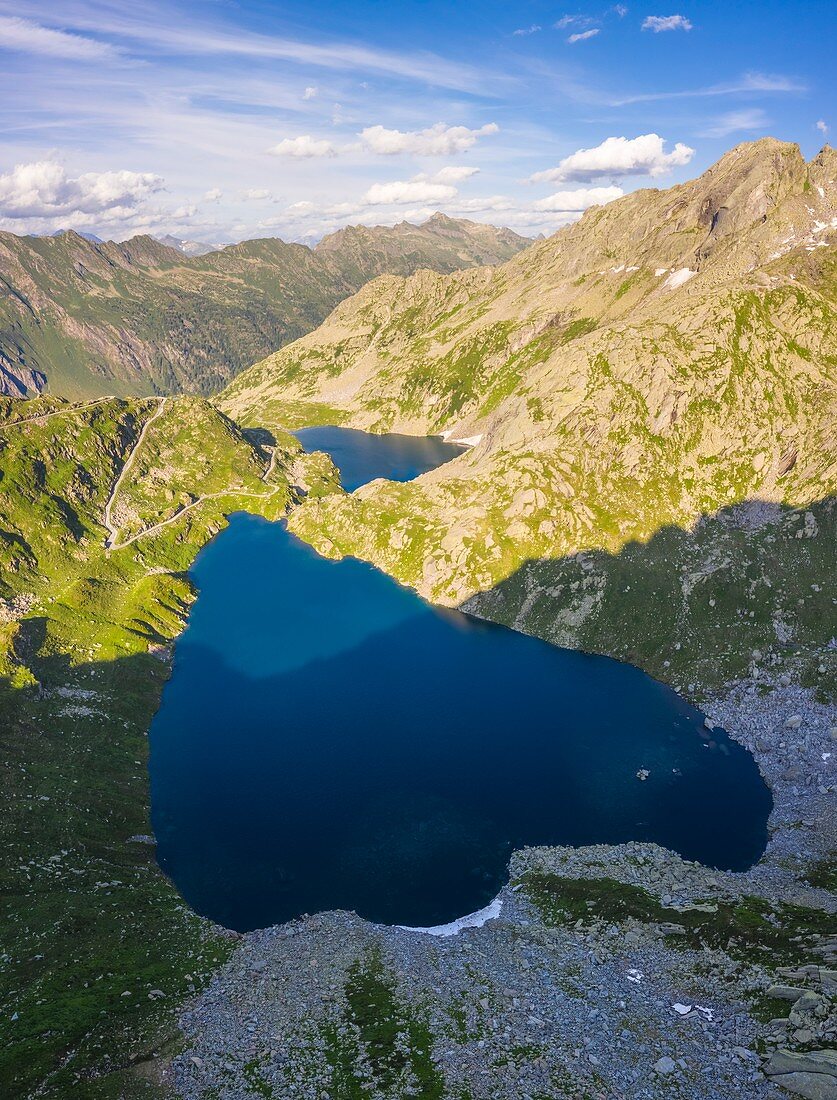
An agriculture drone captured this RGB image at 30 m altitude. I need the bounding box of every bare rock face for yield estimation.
[764,1049,837,1100]
[0,357,46,397]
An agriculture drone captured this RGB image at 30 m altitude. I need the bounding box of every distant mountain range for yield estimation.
[0,215,531,399]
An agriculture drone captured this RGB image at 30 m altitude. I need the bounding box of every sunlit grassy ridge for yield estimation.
[0,395,338,1096]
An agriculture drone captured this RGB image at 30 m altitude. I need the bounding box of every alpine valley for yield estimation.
[0,139,835,1100]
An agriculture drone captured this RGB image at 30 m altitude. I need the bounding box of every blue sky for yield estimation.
[0,0,832,243]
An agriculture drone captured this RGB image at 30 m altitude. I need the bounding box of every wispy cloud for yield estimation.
[699,108,768,138]
[554,15,597,30]
[513,24,541,37]
[816,119,829,135]
[611,71,806,106]
[1,4,487,92]
[0,14,123,61]
[568,29,600,43]
[642,14,693,33]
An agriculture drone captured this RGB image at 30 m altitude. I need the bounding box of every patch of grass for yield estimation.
[519,873,835,966]
[323,946,444,1100]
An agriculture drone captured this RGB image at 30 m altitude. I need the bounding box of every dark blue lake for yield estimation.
[149,433,771,932]
[294,425,466,491]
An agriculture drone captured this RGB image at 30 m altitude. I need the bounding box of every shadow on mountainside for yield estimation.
[0,492,834,1096]
[461,495,836,702]
[0,642,236,1100]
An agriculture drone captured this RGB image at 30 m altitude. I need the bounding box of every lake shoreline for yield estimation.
[167,672,835,1100]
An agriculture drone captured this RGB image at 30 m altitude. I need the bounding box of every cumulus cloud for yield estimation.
[0,15,123,61]
[268,135,338,157]
[0,161,164,220]
[700,109,767,138]
[203,188,223,201]
[816,119,829,135]
[531,185,623,212]
[302,85,318,100]
[530,134,694,183]
[513,24,541,36]
[241,188,273,201]
[568,29,600,42]
[642,14,692,32]
[359,122,499,156]
[362,180,458,205]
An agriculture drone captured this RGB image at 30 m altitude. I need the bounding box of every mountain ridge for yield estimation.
[221,138,837,695]
[0,216,531,400]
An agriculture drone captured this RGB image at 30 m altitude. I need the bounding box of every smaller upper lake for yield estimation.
[294,425,466,491]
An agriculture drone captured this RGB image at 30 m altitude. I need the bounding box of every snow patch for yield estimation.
[663,268,696,290]
[654,267,668,277]
[398,897,502,937]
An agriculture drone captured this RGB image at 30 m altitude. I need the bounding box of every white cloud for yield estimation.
[530,134,694,183]
[611,71,805,106]
[359,122,499,156]
[0,15,123,61]
[241,188,274,201]
[531,185,623,212]
[428,166,481,184]
[642,14,692,32]
[302,85,318,100]
[362,180,458,205]
[513,25,541,36]
[554,15,596,29]
[268,135,338,158]
[816,119,829,135]
[203,188,223,201]
[0,160,164,219]
[700,108,768,138]
[568,29,600,43]
[613,4,629,16]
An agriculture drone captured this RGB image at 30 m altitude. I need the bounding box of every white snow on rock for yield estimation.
[654,267,668,277]
[663,268,696,290]
[441,431,482,446]
[398,897,502,937]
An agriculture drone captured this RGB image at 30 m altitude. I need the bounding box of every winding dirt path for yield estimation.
[109,485,284,551]
[103,398,168,548]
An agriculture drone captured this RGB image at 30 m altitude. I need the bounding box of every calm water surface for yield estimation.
[149,430,771,932]
[294,425,466,491]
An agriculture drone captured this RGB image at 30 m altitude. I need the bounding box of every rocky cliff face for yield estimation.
[222,139,836,697]
[0,218,530,400]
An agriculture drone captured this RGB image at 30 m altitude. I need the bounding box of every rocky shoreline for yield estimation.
[165,676,835,1100]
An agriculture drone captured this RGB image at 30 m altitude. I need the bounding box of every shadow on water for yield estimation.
[149,513,776,933]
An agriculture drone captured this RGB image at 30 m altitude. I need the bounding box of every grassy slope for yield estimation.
[0,395,337,1097]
